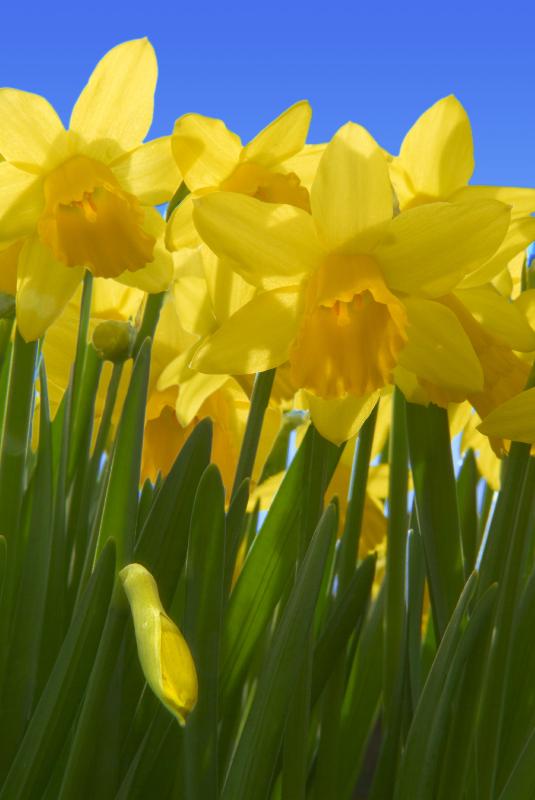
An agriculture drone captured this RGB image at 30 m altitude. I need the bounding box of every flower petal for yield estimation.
[280,143,326,190]
[116,209,172,293]
[0,89,66,170]
[70,39,157,155]
[17,236,83,341]
[201,246,256,323]
[111,137,181,205]
[191,286,303,375]
[304,391,380,445]
[455,286,535,352]
[166,193,200,251]
[241,101,312,168]
[0,162,43,242]
[478,387,535,443]
[451,185,535,219]
[375,200,510,296]
[0,240,22,295]
[394,95,474,204]
[311,122,392,250]
[172,113,241,191]
[175,372,229,426]
[458,216,535,288]
[172,247,216,336]
[193,192,322,288]
[398,297,483,394]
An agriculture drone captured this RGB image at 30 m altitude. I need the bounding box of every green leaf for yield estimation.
[394,572,481,799]
[0,542,115,800]
[405,402,465,639]
[497,725,535,800]
[221,426,342,704]
[222,504,337,800]
[183,465,226,800]
[0,363,54,772]
[231,368,275,500]
[135,418,212,606]
[95,338,151,568]
[312,553,376,703]
[456,449,479,575]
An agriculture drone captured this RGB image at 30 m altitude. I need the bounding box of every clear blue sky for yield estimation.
[1,0,534,186]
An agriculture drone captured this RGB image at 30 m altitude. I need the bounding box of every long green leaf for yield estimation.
[222,504,337,800]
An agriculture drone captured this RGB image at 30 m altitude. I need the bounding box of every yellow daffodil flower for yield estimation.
[190,122,511,443]
[389,95,535,288]
[0,39,179,340]
[166,101,316,250]
[120,563,198,725]
[478,386,535,444]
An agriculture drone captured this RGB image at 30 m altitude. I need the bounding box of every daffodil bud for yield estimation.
[120,563,198,725]
[92,320,135,363]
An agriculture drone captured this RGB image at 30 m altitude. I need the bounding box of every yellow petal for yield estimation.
[166,193,201,251]
[191,286,303,374]
[115,209,172,293]
[201,246,256,323]
[394,95,474,204]
[451,185,535,220]
[111,137,181,205]
[193,192,322,288]
[172,113,241,191]
[514,289,535,331]
[280,143,327,190]
[17,235,83,341]
[458,216,535,288]
[241,101,312,167]
[0,88,66,170]
[175,372,229,426]
[172,247,216,336]
[454,286,535,352]
[120,563,198,725]
[70,39,157,157]
[91,278,144,321]
[311,122,392,251]
[304,391,380,445]
[398,297,483,394]
[375,200,510,296]
[478,387,535,443]
[0,162,43,242]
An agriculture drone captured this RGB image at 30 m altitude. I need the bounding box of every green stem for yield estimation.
[133,292,165,357]
[230,368,275,501]
[338,403,378,591]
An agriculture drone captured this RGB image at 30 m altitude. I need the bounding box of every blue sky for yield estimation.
[1,1,534,186]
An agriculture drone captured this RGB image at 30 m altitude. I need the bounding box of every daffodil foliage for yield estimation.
[0,38,535,800]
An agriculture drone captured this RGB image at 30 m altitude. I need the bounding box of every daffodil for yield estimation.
[166,101,317,250]
[120,563,198,725]
[0,39,179,340]
[478,386,535,444]
[389,95,535,288]
[190,122,511,442]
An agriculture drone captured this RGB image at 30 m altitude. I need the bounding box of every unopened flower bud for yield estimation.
[92,320,135,363]
[120,563,198,725]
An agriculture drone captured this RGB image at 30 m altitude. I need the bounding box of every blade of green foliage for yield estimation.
[394,571,479,798]
[406,402,465,639]
[222,504,337,800]
[135,418,213,606]
[0,542,115,800]
[497,725,535,800]
[338,590,384,799]
[0,363,54,771]
[183,465,226,800]
[95,338,151,568]
[312,553,376,702]
[231,368,275,500]
[221,426,342,703]
[456,449,479,575]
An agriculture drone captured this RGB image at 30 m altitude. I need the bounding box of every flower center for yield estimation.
[290,254,408,398]
[220,162,310,211]
[38,155,155,278]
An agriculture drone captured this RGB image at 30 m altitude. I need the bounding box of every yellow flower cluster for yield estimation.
[1,36,535,477]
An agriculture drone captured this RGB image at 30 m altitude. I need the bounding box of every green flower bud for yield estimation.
[120,563,198,725]
[92,320,135,363]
